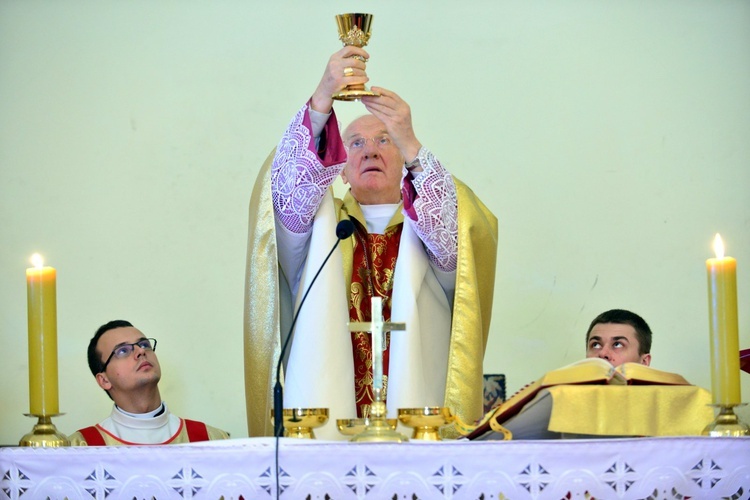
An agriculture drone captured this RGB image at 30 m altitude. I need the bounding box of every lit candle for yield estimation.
[371,296,384,391]
[26,253,59,415]
[706,234,741,405]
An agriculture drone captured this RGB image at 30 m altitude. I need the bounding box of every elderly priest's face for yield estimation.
[586,323,651,367]
[341,115,404,206]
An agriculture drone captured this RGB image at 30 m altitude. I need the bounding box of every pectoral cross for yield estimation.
[348,297,406,392]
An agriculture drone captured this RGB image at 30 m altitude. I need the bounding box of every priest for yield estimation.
[244,45,498,439]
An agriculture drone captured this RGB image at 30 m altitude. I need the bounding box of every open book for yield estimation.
[536,357,689,386]
[457,358,705,440]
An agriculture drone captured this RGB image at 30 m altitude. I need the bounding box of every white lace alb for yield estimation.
[271,103,458,272]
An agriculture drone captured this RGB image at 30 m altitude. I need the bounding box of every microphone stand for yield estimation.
[274,218,355,437]
[274,219,354,499]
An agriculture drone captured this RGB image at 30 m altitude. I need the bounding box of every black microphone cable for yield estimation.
[274,218,354,499]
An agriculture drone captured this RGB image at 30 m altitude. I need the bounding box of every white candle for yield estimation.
[371,297,384,391]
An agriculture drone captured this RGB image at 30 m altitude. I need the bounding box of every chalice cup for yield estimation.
[398,407,454,441]
[332,13,379,101]
[270,408,329,439]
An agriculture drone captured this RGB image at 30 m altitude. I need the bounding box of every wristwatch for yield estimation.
[404,157,420,170]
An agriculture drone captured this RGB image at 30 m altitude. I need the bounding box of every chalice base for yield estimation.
[702,404,749,437]
[409,427,443,441]
[20,414,70,447]
[332,87,380,102]
[285,426,315,439]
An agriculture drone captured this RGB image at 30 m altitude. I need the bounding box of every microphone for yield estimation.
[273,218,355,437]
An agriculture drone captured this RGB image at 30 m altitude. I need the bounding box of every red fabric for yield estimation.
[349,220,403,418]
[401,170,418,221]
[78,426,106,446]
[741,348,750,374]
[184,419,210,442]
[303,100,346,167]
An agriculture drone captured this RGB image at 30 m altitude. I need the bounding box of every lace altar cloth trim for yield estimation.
[1,437,749,499]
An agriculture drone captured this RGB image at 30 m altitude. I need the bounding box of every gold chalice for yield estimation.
[332,13,379,101]
[270,408,329,439]
[336,417,398,438]
[398,407,454,441]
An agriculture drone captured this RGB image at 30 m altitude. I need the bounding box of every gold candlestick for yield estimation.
[22,254,68,447]
[701,404,749,437]
[19,414,69,447]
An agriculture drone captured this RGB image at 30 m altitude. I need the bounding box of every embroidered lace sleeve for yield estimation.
[401,147,459,272]
[271,102,346,234]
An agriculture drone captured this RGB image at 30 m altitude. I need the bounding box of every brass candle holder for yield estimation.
[332,13,379,101]
[398,407,454,441]
[270,408,329,439]
[19,414,69,447]
[701,404,749,437]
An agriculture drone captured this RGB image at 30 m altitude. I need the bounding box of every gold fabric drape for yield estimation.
[243,151,283,437]
[547,385,714,436]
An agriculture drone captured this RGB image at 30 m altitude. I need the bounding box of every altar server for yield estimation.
[70,320,229,446]
[586,309,652,366]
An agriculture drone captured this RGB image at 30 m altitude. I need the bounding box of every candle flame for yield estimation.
[30,253,44,269]
[713,234,725,259]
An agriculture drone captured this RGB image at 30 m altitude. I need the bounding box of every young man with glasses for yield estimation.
[69,320,229,446]
[244,45,498,439]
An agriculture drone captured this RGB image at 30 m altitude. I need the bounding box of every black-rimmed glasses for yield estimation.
[101,338,157,372]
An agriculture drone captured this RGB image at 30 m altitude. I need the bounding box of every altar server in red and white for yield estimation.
[69,320,228,446]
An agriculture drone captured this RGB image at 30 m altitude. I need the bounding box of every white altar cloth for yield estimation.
[1,436,749,499]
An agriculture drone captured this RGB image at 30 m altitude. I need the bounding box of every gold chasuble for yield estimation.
[244,151,498,439]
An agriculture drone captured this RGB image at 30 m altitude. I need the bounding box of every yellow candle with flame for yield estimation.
[26,253,60,415]
[706,234,741,405]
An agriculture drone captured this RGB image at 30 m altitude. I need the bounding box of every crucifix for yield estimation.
[348,296,408,442]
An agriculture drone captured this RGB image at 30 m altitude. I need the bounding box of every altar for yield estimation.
[2,436,749,499]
